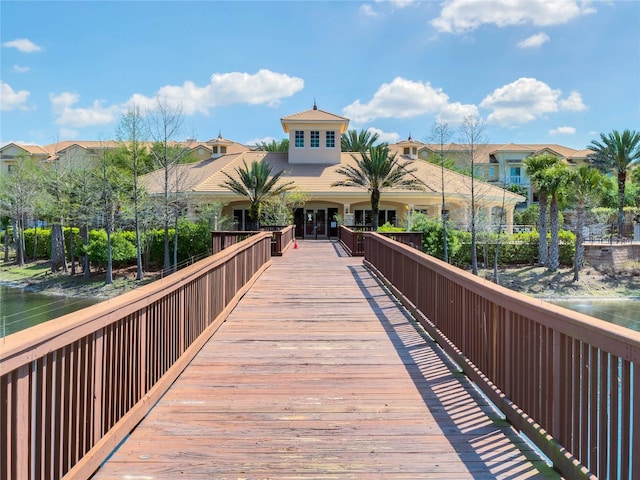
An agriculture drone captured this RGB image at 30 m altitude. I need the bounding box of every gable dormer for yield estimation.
[280,102,349,164]
[394,134,423,160]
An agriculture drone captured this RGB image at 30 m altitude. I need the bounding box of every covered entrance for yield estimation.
[294,208,338,239]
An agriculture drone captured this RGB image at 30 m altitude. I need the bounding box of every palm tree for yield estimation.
[588,129,640,236]
[524,154,560,266]
[567,166,605,281]
[221,160,295,230]
[255,139,289,152]
[332,145,424,230]
[341,129,382,153]
[542,163,571,272]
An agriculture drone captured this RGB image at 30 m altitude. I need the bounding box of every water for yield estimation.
[0,284,99,337]
[550,298,640,332]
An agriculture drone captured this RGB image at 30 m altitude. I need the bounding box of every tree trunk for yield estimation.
[548,196,560,272]
[13,218,24,266]
[50,223,66,272]
[371,190,380,230]
[81,224,91,278]
[573,202,585,282]
[537,193,549,266]
[617,171,626,236]
[69,228,76,275]
[173,215,178,273]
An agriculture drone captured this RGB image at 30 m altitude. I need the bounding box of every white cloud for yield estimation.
[343,77,478,124]
[432,0,596,34]
[128,69,304,115]
[12,65,30,73]
[480,77,586,125]
[559,91,587,111]
[1,82,30,111]
[50,92,122,128]
[360,4,378,17]
[367,127,400,144]
[549,126,576,135]
[2,38,43,53]
[518,32,550,48]
[48,69,304,130]
[246,136,277,146]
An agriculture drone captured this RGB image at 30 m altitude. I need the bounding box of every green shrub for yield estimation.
[85,230,137,267]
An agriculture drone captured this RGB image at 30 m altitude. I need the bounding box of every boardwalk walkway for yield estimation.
[94,240,559,479]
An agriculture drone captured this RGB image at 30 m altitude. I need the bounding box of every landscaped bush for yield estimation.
[84,230,139,268]
[408,212,575,267]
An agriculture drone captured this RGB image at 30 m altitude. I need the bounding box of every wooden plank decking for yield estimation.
[93,240,559,479]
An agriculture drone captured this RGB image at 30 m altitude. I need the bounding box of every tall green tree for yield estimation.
[332,145,424,230]
[220,160,295,230]
[566,166,605,281]
[588,129,640,235]
[341,129,382,153]
[542,163,571,272]
[524,153,561,267]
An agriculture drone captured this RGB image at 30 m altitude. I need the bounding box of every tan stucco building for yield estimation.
[141,105,525,238]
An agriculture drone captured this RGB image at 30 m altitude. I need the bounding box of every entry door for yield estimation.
[304,209,326,238]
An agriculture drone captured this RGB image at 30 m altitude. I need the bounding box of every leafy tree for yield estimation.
[566,166,605,281]
[332,145,424,230]
[524,153,561,267]
[255,139,289,152]
[261,191,310,226]
[588,129,640,235]
[340,129,382,153]
[220,160,295,230]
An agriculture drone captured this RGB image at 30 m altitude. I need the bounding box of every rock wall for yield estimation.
[584,243,640,270]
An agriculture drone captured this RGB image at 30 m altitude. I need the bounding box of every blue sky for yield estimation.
[1,0,639,150]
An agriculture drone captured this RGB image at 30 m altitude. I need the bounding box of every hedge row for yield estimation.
[19,219,211,267]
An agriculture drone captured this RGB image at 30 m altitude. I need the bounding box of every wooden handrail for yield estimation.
[338,225,422,256]
[363,233,639,480]
[0,232,273,480]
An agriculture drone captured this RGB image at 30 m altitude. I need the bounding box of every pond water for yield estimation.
[0,284,98,337]
[550,299,640,332]
[1,284,638,338]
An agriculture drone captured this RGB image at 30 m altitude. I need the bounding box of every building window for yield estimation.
[326,131,335,148]
[212,146,218,154]
[403,147,410,155]
[310,131,320,148]
[7,165,15,173]
[509,166,522,184]
[295,130,304,148]
[221,146,227,154]
[412,147,417,155]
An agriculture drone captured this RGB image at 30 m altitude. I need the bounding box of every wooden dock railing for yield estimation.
[211,225,295,256]
[0,232,272,480]
[364,233,639,480]
[338,225,422,256]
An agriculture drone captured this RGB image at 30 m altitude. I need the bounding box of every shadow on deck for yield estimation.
[93,240,559,479]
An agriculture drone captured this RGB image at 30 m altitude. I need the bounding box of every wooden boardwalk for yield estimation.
[94,240,559,479]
